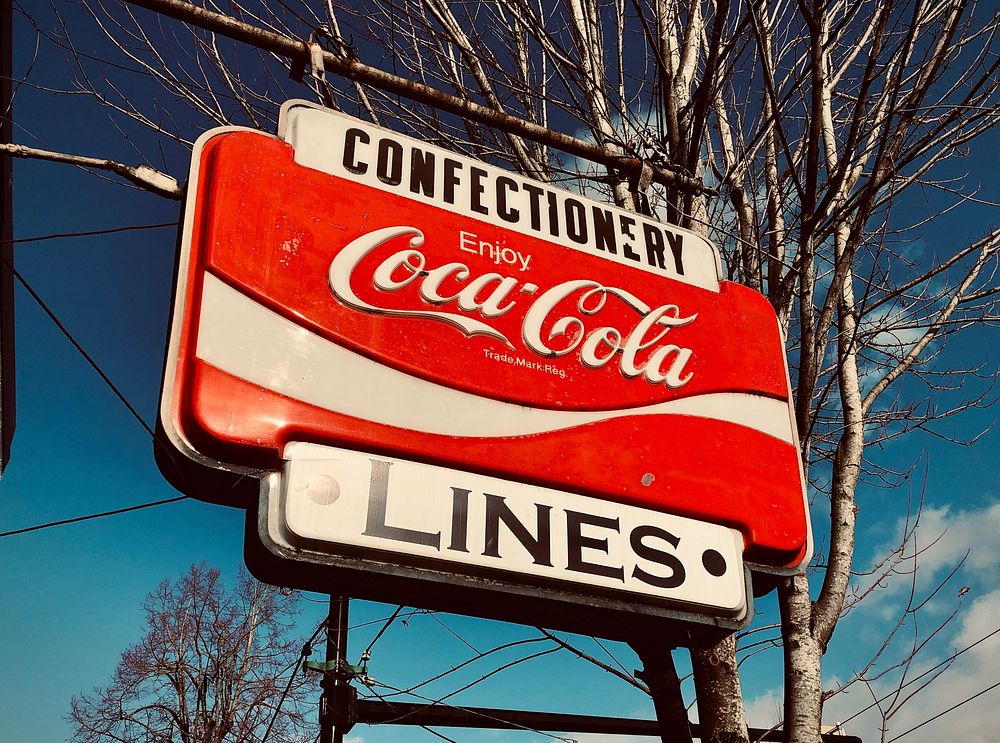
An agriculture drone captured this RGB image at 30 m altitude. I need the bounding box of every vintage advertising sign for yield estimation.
[159,101,809,630]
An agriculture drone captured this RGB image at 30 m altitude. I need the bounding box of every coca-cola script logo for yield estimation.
[328,226,698,389]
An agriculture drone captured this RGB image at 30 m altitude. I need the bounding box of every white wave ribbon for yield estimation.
[195,273,794,442]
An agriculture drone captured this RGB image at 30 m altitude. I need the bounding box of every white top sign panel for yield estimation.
[279,102,722,291]
[275,443,747,617]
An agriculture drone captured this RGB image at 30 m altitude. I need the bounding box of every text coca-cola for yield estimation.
[329,225,698,389]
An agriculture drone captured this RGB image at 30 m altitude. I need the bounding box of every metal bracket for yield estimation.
[630,160,655,216]
[305,658,367,679]
[307,34,336,109]
[288,31,336,110]
[320,684,358,733]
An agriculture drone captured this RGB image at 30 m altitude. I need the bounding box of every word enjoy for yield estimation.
[458,230,532,271]
[328,226,697,388]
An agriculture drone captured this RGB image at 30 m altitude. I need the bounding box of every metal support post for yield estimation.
[631,641,694,743]
[319,595,354,743]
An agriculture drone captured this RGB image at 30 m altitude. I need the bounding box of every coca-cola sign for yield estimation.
[159,102,809,622]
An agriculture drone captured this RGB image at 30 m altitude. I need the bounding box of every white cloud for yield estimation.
[845,589,1000,743]
[747,589,1000,743]
[744,688,783,731]
[735,497,1000,743]
[902,501,1000,574]
[863,304,927,353]
[854,499,1000,613]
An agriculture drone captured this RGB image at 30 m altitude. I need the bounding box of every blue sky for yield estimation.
[3,3,1000,743]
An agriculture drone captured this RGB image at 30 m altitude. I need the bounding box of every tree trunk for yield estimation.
[780,573,824,743]
[633,642,693,743]
[692,634,749,743]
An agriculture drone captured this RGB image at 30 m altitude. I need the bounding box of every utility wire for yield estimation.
[347,607,424,629]
[0,495,188,538]
[262,659,305,741]
[839,623,1000,727]
[592,635,633,679]
[427,611,480,654]
[2,253,267,537]
[5,221,177,244]
[374,645,561,717]
[884,679,1000,742]
[360,684,460,743]
[6,258,156,436]
[379,637,550,700]
[361,604,404,660]
[260,620,328,743]
[0,252,196,538]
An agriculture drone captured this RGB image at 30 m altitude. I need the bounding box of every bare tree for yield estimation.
[11,0,1000,741]
[68,564,316,743]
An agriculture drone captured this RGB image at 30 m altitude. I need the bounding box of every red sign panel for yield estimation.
[160,102,809,573]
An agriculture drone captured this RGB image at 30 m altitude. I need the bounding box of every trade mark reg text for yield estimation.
[484,348,567,379]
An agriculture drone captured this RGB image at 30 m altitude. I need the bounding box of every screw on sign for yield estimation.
[157,101,810,632]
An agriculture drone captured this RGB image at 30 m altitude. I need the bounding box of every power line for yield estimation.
[6,257,156,436]
[359,685,460,743]
[375,645,562,716]
[426,610,480,654]
[839,623,1000,727]
[0,495,188,538]
[0,245,200,538]
[3,250,268,538]
[260,620,328,743]
[380,637,550,700]
[361,604,404,659]
[5,220,177,244]
[885,679,1000,742]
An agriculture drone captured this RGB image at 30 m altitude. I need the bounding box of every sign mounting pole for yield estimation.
[632,642,694,743]
[320,595,352,743]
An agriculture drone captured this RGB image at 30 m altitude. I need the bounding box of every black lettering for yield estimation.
[443,158,462,204]
[447,487,471,553]
[376,138,403,186]
[630,525,685,589]
[496,176,519,222]
[592,206,617,254]
[343,128,370,175]
[470,167,489,215]
[522,183,544,231]
[666,230,685,275]
[566,510,624,581]
[482,494,553,566]
[409,148,435,198]
[546,191,560,237]
[620,216,641,261]
[362,459,441,549]
[564,199,588,244]
[642,223,667,269]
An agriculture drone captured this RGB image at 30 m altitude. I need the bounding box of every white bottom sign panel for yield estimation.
[266,443,748,619]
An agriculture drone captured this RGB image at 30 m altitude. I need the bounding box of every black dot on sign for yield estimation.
[702,549,727,577]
